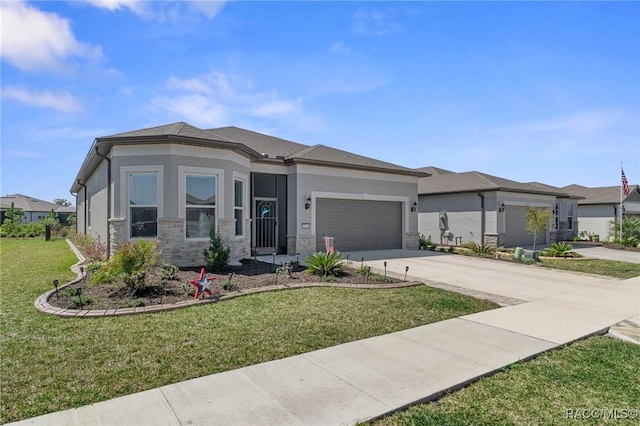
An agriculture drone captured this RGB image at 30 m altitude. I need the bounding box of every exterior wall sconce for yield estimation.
[499,202,505,213]
[411,201,417,212]
[305,195,312,210]
[554,204,559,215]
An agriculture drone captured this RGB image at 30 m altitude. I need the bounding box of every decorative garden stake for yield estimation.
[361,257,365,269]
[79,266,85,282]
[53,279,59,300]
[404,266,409,282]
[384,261,387,277]
[189,268,215,299]
[77,286,83,310]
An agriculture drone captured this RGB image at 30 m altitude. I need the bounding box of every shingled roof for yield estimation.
[418,169,569,196]
[72,122,425,193]
[0,194,74,212]
[563,184,640,204]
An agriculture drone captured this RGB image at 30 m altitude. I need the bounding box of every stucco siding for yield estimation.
[418,193,483,245]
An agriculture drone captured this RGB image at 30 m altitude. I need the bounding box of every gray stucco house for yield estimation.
[0,194,75,225]
[70,122,425,267]
[563,184,640,241]
[416,167,580,248]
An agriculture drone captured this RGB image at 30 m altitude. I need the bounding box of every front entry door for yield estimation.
[254,198,277,254]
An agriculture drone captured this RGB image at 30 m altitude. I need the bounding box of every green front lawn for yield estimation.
[371,336,640,425]
[0,239,498,423]
[540,258,640,279]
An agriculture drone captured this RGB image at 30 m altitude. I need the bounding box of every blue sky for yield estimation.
[1,1,639,205]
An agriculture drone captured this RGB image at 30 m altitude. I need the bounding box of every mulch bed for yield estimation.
[48,260,400,311]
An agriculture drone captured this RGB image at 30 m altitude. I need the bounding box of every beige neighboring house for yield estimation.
[562,184,640,241]
[0,194,75,225]
[70,122,426,267]
[416,167,580,248]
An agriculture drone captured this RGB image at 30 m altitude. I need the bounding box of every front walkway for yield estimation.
[10,252,640,426]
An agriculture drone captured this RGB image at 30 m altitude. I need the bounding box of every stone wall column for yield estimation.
[108,218,126,257]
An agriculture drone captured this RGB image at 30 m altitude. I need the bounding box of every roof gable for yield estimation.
[419,171,569,196]
[0,194,70,212]
[562,184,640,204]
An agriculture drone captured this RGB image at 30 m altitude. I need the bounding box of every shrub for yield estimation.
[543,242,575,257]
[118,299,145,309]
[219,278,237,291]
[160,263,179,280]
[305,251,344,278]
[357,265,371,276]
[419,234,436,250]
[84,236,107,262]
[462,241,495,254]
[203,233,230,272]
[92,240,160,294]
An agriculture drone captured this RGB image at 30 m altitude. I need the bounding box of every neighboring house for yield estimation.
[0,194,75,225]
[70,122,426,267]
[562,184,640,241]
[416,167,580,248]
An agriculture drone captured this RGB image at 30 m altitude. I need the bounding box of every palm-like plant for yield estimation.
[305,251,344,278]
[543,242,575,257]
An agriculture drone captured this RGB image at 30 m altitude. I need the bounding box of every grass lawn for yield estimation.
[0,239,498,423]
[540,258,640,279]
[370,336,640,425]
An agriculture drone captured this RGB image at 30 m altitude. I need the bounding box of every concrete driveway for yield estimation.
[571,246,640,264]
[347,249,623,303]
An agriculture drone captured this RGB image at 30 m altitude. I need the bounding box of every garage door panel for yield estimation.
[505,206,546,247]
[316,199,402,252]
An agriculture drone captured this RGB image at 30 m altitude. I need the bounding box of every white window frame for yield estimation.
[178,166,224,240]
[233,172,249,239]
[120,166,164,239]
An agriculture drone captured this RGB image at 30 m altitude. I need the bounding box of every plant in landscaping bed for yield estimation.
[160,263,180,280]
[543,242,577,258]
[203,233,230,272]
[462,241,495,255]
[526,206,552,252]
[609,216,640,244]
[305,251,345,278]
[357,265,371,275]
[91,239,160,295]
[419,234,436,250]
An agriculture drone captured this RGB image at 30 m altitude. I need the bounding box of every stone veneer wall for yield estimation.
[484,233,504,248]
[109,217,249,268]
[405,232,420,250]
[287,235,316,256]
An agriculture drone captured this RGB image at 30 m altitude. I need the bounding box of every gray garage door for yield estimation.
[316,199,402,252]
[504,206,546,247]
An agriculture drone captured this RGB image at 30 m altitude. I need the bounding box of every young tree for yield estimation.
[1,203,24,236]
[53,198,72,207]
[526,206,552,251]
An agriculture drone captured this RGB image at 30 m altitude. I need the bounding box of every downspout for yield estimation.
[69,190,77,231]
[77,180,87,234]
[477,192,485,246]
[94,147,112,258]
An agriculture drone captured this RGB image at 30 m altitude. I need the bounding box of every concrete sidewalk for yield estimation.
[11,254,640,426]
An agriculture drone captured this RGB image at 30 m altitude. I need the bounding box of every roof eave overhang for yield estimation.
[71,135,265,193]
[419,187,575,197]
[287,158,430,178]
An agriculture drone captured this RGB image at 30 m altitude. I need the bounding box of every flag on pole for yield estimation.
[621,167,630,197]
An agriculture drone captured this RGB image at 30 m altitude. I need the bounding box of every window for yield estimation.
[234,179,244,236]
[567,203,574,230]
[185,174,216,238]
[129,173,158,237]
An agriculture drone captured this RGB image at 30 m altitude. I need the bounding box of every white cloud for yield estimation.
[500,109,629,135]
[0,1,101,71]
[330,41,351,56]
[154,71,306,127]
[85,0,147,14]
[352,10,401,36]
[187,1,226,18]
[86,0,226,20]
[1,86,84,113]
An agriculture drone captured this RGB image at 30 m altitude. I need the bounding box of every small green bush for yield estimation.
[203,233,230,272]
[543,242,575,257]
[305,251,344,278]
[357,265,371,276]
[462,241,495,254]
[118,299,145,309]
[419,234,436,250]
[161,263,179,280]
[219,278,237,291]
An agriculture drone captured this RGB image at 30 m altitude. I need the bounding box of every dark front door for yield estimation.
[254,198,277,254]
